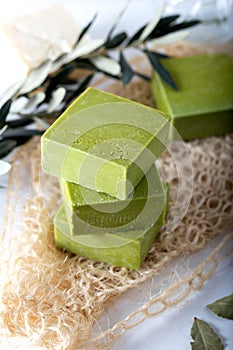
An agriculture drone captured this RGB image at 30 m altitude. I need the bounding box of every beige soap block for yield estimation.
[3,6,80,69]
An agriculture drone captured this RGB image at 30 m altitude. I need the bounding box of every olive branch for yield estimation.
[0,5,200,166]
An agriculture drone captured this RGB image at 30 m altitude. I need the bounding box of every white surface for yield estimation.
[116,261,233,350]
[0,1,232,349]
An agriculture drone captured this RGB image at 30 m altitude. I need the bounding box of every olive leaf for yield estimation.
[0,140,17,158]
[164,20,201,36]
[64,74,94,105]
[76,13,97,44]
[150,15,180,36]
[1,128,44,141]
[45,64,75,100]
[207,294,233,320]
[149,18,200,40]
[144,50,177,90]
[0,99,12,128]
[0,79,25,108]
[106,0,130,40]
[7,117,33,129]
[23,92,46,112]
[105,32,127,49]
[90,55,121,76]
[149,29,190,46]
[62,39,105,63]
[19,60,53,95]
[0,8,202,159]
[137,3,165,43]
[119,51,134,85]
[47,87,66,114]
[190,318,224,350]
[0,159,11,176]
[126,24,146,46]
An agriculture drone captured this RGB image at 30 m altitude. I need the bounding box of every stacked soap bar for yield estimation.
[41,87,170,269]
[41,87,170,199]
[60,164,166,235]
[151,54,233,140]
[54,179,169,270]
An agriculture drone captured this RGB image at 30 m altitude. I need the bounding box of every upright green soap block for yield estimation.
[60,164,166,235]
[41,87,170,199]
[151,54,233,140]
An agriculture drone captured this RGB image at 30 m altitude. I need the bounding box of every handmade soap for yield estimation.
[151,54,233,140]
[41,87,170,199]
[60,164,166,235]
[54,186,168,269]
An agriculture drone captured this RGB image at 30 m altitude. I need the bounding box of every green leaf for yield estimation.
[119,51,134,85]
[126,24,146,46]
[0,99,12,128]
[64,39,105,62]
[0,160,11,176]
[45,64,75,100]
[207,294,233,320]
[1,128,44,140]
[76,13,97,45]
[147,15,180,39]
[19,60,52,95]
[152,15,180,30]
[0,140,17,158]
[153,19,200,39]
[167,20,201,34]
[106,0,130,40]
[65,74,94,105]
[105,32,127,49]
[90,55,121,76]
[137,3,165,42]
[0,79,25,108]
[190,318,224,350]
[23,92,46,112]
[7,117,33,129]
[144,50,177,90]
[149,29,190,46]
[47,87,66,113]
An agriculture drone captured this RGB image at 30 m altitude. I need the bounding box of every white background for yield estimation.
[0,1,233,349]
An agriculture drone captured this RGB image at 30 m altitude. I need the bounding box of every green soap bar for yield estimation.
[60,164,166,235]
[41,87,170,199]
[54,193,168,269]
[151,54,233,140]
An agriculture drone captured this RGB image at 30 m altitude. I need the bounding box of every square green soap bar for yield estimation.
[41,87,170,199]
[60,164,167,235]
[151,54,233,140]
[54,189,168,269]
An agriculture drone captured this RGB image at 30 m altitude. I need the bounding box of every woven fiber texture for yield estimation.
[0,43,233,349]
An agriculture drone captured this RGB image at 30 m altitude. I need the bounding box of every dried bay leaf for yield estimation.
[190,318,224,350]
[207,294,233,320]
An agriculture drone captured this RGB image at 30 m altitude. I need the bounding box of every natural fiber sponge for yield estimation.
[60,164,167,236]
[151,54,233,140]
[54,187,168,269]
[41,87,170,199]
